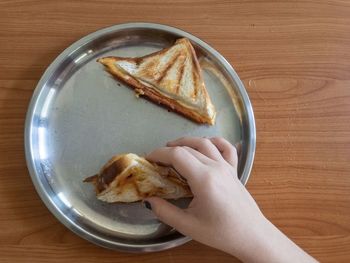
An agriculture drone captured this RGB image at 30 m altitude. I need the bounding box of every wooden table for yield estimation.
[1,1,349,262]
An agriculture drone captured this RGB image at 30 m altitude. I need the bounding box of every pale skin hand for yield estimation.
[145,137,317,263]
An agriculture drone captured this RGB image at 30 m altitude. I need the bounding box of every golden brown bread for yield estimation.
[84,153,192,203]
[97,38,216,125]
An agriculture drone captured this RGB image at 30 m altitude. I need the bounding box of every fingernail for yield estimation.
[143,201,152,210]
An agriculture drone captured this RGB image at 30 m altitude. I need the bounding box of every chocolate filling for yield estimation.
[96,158,126,192]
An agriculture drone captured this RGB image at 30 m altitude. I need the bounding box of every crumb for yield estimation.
[135,89,144,98]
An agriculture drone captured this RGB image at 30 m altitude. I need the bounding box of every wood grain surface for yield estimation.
[1,0,350,262]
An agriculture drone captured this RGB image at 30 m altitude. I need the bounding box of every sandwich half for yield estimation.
[97,38,216,125]
[84,153,192,203]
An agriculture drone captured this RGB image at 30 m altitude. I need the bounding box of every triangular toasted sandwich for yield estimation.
[84,153,192,203]
[97,38,216,125]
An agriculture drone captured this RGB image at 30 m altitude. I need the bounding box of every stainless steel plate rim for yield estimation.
[25,22,256,252]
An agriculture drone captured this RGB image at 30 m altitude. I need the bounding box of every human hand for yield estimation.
[145,137,317,263]
[145,136,264,256]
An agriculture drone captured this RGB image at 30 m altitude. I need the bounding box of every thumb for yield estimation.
[145,197,192,234]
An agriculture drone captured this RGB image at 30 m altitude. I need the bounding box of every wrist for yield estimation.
[227,215,273,262]
[230,216,316,263]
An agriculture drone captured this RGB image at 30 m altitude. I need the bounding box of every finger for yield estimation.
[182,146,213,164]
[145,197,193,234]
[146,147,203,183]
[209,137,238,167]
[167,137,222,161]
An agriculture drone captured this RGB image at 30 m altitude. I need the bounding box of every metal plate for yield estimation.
[25,23,256,252]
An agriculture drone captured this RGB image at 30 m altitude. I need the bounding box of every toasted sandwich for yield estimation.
[84,153,192,203]
[97,38,216,125]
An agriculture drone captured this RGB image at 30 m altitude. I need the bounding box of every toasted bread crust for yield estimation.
[84,154,192,202]
[83,154,130,193]
[98,56,214,125]
[97,38,215,125]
